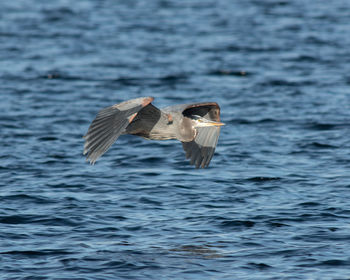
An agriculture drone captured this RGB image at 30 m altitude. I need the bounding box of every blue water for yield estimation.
[1,0,350,279]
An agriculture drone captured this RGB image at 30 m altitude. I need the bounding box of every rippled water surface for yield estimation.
[1,0,350,279]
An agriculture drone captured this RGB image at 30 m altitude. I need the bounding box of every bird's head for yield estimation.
[191,115,225,128]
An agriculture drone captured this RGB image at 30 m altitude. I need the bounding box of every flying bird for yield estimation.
[83,97,224,168]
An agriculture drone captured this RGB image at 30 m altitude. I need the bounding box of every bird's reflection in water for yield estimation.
[170,244,224,259]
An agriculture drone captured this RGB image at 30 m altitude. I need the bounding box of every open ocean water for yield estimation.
[1,0,350,279]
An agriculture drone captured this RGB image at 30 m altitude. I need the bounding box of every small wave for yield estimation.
[208,70,251,77]
[318,259,350,267]
[258,79,314,87]
[246,262,272,270]
[139,196,163,206]
[1,194,54,205]
[220,220,255,229]
[304,122,348,131]
[246,177,282,182]
[228,118,278,125]
[297,201,322,208]
[0,249,72,257]
[298,142,338,149]
[0,214,80,226]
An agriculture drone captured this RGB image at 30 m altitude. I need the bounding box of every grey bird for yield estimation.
[83,97,224,168]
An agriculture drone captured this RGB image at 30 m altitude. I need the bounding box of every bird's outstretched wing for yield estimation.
[181,103,221,168]
[83,97,154,164]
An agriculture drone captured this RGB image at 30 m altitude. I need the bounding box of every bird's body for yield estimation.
[83,97,224,168]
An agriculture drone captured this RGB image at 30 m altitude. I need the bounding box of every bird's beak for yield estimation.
[202,120,225,127]
[211,121,225,126]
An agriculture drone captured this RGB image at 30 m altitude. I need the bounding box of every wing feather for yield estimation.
[182,126,221,168]
[83,97,154,164]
